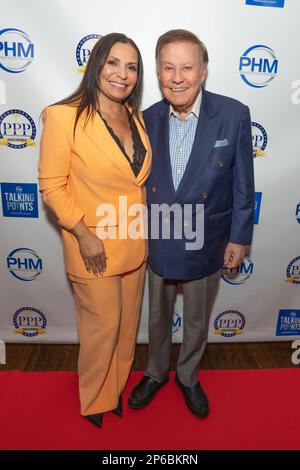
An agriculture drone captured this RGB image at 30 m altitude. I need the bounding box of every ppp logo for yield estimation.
[0,109,36,149]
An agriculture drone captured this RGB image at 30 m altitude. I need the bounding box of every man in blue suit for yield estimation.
[129,30,254,418]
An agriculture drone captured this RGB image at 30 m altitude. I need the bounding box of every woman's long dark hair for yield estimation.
[53,33,144,136]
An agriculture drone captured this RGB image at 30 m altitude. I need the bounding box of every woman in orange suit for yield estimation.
[39,33,151,428]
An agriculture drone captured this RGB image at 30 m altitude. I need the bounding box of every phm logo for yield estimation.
[76,34,102,73]
[0,28,34,73]
[252,122,267,158]
[214,310,246,338]
[221,256,254,285]
[7,248,43,281]
[0,109,36,149]
[295,203,300,225]
[286,256,300,285]
[239,45,278,88]
[172,309,182,335]
[13,307,47,337]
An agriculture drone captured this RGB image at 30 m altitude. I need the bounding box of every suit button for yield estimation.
[201,192,208,199]
[152,187,157,192]
[217,160,224,167]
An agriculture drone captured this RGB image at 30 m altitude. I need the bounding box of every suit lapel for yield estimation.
[156,104,176,194]
[80,111,137,184]
[133,115,152,186]
[175,90,219,201]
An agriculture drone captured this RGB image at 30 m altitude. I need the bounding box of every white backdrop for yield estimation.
[0,0,299,343]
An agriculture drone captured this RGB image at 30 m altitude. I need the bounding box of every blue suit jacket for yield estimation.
[144,89,255,280]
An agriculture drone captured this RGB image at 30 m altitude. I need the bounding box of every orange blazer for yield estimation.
[39,104,152,278]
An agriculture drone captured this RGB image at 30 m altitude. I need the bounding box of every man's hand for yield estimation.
[224,242,246,269]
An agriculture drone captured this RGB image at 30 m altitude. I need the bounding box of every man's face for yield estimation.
[158,41,207,113]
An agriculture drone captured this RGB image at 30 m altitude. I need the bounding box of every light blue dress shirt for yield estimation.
[169,90,202,191]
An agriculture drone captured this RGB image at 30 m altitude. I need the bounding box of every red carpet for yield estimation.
[0,369,299,450]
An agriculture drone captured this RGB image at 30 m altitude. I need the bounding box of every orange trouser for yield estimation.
[69,262,146,416]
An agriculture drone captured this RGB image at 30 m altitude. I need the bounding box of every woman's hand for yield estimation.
[71,220,107,275]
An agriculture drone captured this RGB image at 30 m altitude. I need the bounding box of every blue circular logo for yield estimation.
[222,256,254,285]
[76,34,102,71]
[286,256,300,285]
[13,307,47,337]
[295,203,300,225]
[239,45,278,88]
[214,310,246,338]
[252,122,268,158]
[0,28,34,73]
[172,309,182,334]
[0,109,36,149]
[7,248,43,281]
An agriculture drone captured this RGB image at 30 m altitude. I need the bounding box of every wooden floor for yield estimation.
[0,341,297,371]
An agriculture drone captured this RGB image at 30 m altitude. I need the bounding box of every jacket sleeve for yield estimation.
[38,106,85,231]
[229,105,255,245]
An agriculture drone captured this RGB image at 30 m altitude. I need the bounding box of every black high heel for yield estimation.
[112,395,122,417]
[85,413,103,428]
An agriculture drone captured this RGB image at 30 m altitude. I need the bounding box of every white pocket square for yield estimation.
[214,138,229,148]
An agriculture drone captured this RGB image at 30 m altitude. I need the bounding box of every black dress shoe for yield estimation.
[128,375,169,409]
[84,413,103,428]
[112,395,122,417]
[175,374,209,418]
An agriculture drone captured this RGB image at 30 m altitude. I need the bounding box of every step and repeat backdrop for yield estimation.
[0,0,299,343]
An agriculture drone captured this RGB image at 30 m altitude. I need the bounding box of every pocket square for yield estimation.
[214,138,229,148]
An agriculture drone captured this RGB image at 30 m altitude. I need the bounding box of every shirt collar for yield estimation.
[169,89,202,120]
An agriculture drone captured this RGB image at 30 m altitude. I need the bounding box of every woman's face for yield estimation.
[99,42,138,104]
